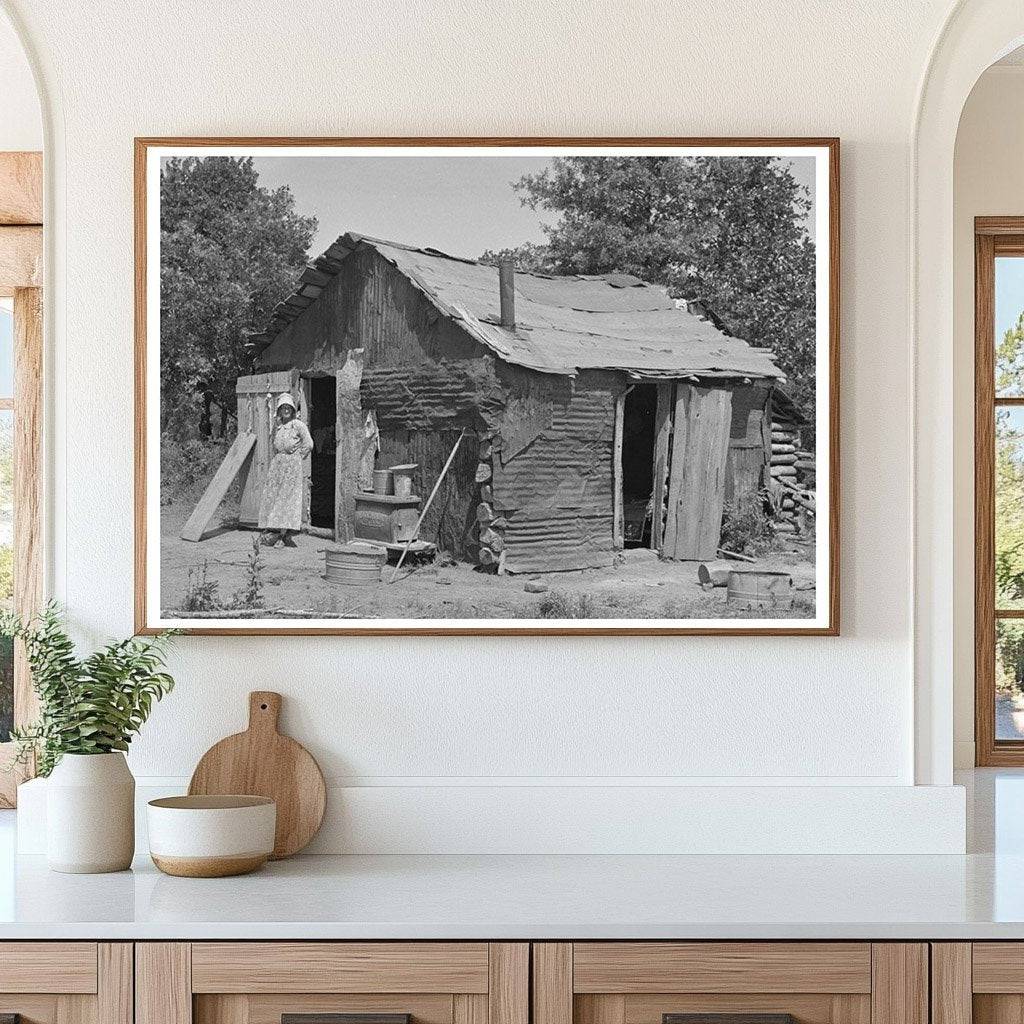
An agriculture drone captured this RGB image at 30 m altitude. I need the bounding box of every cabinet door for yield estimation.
[137,943,528,1024]
[0,942,132,1024]
[534,944,927,1024]
[936,943,1024,1024]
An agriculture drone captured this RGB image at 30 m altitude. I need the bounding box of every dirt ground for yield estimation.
[160,504,817,621]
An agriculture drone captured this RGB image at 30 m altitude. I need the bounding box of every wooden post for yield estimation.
[651,382,673,552]
[613,391,625,550]
[334,349,364,543]
[13,286,42,731]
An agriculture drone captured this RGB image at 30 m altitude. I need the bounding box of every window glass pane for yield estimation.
[0,303,12,399]
[0,408,12,742]
[997,407,1024,609]
[998,620,1024,740]
[996,256,1024,396]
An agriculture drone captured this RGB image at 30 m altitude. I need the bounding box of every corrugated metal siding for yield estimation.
[361,362,503,432]
[492,370,619,573]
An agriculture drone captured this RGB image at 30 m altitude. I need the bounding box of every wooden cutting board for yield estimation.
[188,691,326,859]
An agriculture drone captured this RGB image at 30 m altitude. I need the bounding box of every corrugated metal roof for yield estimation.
[256,232,784,380]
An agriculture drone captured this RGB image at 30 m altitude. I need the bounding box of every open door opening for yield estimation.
[621,383,658,548]
[308,375,337,530]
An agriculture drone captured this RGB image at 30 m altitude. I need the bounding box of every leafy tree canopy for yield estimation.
[160,157,316,439]
[481,156,817,412]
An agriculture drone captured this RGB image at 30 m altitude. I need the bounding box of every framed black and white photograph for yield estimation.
[135,138,839,635]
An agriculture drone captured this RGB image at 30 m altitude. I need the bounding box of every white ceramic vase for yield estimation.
[46,752,135,873]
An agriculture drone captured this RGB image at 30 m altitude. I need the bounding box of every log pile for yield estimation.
[475,433,505,570]
[770,421,815,538]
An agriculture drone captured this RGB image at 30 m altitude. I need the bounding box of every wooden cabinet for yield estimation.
[532,944,929,1024]
[931,943,1024,1024]
[136,943,528,1024]
[0,943,132,1024]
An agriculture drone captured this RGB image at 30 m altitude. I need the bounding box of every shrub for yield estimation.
[0,603,176,776]
[537,590,594,619]
[720,490,775,555]
[182,561,220,612]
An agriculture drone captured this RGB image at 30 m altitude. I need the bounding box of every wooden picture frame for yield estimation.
[135,137,840,636]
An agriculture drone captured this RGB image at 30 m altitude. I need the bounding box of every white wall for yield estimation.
[952,65,1024,768]
[0,8,40,151]
[0,0,973,851]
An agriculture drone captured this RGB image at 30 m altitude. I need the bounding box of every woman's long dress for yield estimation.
[258,419,314,531]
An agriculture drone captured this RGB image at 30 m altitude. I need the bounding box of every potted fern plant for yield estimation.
[2,604,176,873]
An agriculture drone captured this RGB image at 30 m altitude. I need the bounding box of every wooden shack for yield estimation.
[194,232,785,570]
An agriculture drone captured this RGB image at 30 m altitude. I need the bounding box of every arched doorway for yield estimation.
[913,0,1024,785]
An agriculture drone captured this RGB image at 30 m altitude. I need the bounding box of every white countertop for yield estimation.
[1,769,1022,941]
[1,849,1023,940]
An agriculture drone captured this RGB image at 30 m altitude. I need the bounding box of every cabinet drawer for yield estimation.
[572,943,872,994]
[0,942,130,1024]
[191,943,490,993]
[534,943,926,1024]
[139,942,528,1024]
[0,942,98,993]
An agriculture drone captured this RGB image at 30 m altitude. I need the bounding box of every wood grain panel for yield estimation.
[931,944,971,1024]
[622,994,836,1024]
[0,994,60,1023]
[453,995,487,1024]
[97,945,133,1024]
[870,945,927,1024]
[234,993,453,1024]
[489,943,528,1024]
[0,943,97,993]
[576,996,626,1024]
[136,943,192,1024]
[975,995,1024,1024]
[0,153,42,225]
[972,944,1024,992]
[55,995,95,1024]
[194,995,249,1024]
[831,995,871,1024]
[192,943,489,994]
[535,944,573,1024]
[573,944,872,994]
[0,226,41,293]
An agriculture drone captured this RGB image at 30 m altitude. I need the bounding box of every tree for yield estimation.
[482,156,817,412]
[160,157,316,439]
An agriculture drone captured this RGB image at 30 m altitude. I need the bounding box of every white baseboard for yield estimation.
[17,778,967,856]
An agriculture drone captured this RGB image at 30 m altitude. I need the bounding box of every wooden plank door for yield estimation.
[663,383,733,560]
[534,943,926,1024]
[235,369,299,526]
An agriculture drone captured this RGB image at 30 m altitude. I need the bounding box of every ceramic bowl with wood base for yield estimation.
[147,795,276,877]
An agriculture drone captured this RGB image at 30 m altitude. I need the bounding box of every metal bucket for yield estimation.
[389,463,418,498]
[372,469,394,495]
[726,569,794,610]
[323,542,387,587]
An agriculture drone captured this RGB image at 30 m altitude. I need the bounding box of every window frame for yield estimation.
[0,152,43,806]
[974,218,1024,765]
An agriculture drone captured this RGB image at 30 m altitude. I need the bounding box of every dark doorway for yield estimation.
[621,383,657,547]
[308,376,336,529]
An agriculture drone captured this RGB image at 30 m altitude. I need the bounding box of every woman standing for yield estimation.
[259,394,314,547]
